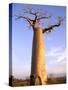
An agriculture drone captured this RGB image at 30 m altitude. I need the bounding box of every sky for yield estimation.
[10,3,66,79]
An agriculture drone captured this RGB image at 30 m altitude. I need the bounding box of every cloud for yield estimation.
[46,46,65,57]
[46,46,66,75]
[57,53,66,63]
[46,46,66,64]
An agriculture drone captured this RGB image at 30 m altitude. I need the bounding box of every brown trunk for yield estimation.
[30,28,47,85]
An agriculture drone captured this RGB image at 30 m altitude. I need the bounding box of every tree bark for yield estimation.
[30,28,47,85]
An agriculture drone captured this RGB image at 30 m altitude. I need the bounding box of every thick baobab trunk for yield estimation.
[30,28,47,85]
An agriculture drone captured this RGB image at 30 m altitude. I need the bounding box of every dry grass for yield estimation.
[9,76,66,87]
[47,76,66,84]
[12,79,30,86]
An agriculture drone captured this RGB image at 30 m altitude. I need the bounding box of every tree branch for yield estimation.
[23,8,39,26]
[37,15,51,21]
[23,8,38,17]
[23,8,51,22]
[43,17,63,33]
[24,11,38,16]
[15,8,64,31]
[16,16,33,26]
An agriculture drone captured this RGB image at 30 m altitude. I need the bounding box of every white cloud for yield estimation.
[46,46,66,64]
[46,46,65,57]
[46,46,66,75]
[57,53,66,63]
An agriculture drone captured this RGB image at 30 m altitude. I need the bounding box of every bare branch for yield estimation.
[16,16,34,26]
[15,7,64,30]
[23,8,38,17]
[22,8,51,21]
[16,8,40,28]
[43,17,63,33]
[37,15,51,21]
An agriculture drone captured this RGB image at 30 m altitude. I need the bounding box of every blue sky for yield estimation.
[11,3,66,79]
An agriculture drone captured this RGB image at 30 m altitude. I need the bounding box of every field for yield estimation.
[9,75,66,87]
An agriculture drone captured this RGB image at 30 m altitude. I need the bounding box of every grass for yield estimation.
[9,75,66,87]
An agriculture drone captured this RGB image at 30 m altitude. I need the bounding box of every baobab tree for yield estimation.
[16,7,63,85]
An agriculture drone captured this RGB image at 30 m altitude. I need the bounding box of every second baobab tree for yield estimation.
[16,7,63,85]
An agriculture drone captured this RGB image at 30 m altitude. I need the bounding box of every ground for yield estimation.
[9,76,66,87]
